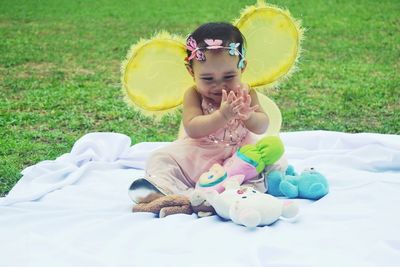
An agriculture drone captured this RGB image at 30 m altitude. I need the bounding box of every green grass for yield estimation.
[0,0,399,196]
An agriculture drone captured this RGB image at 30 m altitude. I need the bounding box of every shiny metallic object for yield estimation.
[128,178,165,204]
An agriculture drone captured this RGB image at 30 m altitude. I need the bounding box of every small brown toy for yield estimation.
[132,194,193,218]
[190,190,216,218]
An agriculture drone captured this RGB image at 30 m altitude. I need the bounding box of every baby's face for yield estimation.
[191,50,243,104]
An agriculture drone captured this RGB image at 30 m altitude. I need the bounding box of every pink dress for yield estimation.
[144,97,268,195]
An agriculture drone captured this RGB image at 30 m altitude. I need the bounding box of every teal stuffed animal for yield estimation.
[267,167,329,200]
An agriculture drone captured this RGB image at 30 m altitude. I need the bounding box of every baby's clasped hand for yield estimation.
[219,84,258,122]
[219,88,243,121]
[236,83,259,121]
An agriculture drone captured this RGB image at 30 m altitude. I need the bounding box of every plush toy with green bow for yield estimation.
[195,135,285,193]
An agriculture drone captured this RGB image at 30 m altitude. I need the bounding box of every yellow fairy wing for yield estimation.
[122,2,301,131]
[177,91,281,139]
[121,32,193,118]
[256,92,282,135]
[235,1,304,88]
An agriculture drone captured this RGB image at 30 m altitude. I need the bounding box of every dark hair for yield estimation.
[186,22,246,66]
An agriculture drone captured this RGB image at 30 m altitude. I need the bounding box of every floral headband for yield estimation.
[185,36,246,69]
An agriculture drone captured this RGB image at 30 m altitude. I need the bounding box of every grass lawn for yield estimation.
[0,0,399,196]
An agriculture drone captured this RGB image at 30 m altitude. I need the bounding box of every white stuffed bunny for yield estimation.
[206,181,299,228]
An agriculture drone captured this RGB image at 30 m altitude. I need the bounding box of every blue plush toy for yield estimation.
[267,166,329,200]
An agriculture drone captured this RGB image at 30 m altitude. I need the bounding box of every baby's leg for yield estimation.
[129,151,194,204]
[129,137,232,203]
[145,150,195,195]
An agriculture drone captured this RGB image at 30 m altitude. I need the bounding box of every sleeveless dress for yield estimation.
[144,97,263,195]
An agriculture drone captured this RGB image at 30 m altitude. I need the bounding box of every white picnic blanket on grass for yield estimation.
[1,131,399,267]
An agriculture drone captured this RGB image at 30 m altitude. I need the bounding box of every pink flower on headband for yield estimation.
[204,39,223,49]
[186,36,197,51]
[186,36,205,61]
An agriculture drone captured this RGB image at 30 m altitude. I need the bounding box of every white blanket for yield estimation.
[1,131,399,267]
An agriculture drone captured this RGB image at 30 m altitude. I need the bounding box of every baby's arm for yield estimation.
[183,87,240,138]
[242,89,269,134]
[183,87,226,138]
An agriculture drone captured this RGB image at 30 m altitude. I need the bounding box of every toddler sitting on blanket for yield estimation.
[129,22,287,204]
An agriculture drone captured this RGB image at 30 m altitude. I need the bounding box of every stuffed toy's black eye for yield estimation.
[242,196,247,199]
